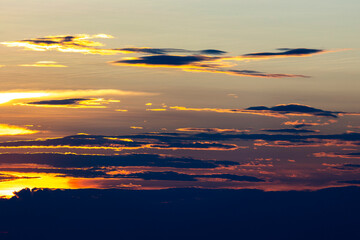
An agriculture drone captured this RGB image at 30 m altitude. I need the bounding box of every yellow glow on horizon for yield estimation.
[0,172,71,198]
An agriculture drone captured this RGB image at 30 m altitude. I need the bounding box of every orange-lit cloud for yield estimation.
[176,128,250,133]
[0,89,156,105]
[314,152,360,159]
[184,68,309,78]
[19,61,67,67]
[19,98,120,109]
[130,126,143,130]
[282,119,337,128]
[254,139,359,148]
[110,55,308,78]
[0,124,38,136]
[170,103,344,118]
[146,108,167,111]
[1,34,118,55]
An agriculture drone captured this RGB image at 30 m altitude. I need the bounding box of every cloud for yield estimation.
[314,152,360,159]
[0,89,156,105]
[3,34,334,78]
[239,48,327,60]
[196,174,265,182]
[282,119,337,128]
[261,129,319,134]
[0,124,38,136]
[0,133,239,151]
[110,54,308,78]
[184,68,309,78]
[111,55,223,68]
[0,153,238,169]
[19,61,67,67]
[170,103,344,118]
[22,98,119,108]
[176,128,250,133]
[1,34,118,55]
[0,173,28,182]
[116,47,227,55]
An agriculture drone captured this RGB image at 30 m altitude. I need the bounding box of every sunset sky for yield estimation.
[0,0,360,198]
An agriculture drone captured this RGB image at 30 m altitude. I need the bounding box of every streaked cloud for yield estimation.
[115,47,227,55]
[1,34,117,55]
[0,89,156,105]
[261,128,319,134]
[110,54,308,78]
[282,119,337,128]
[170,103,346,118]
[176,128,249,133]
[0,153,238,169]
[184,68,309,78]
[238,48,328,60]
[314,152,360,159]
[19,61,67,67]
[21,98,119,108]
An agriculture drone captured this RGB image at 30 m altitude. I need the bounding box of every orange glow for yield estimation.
[0,172,71,198]
[0,124,38,136]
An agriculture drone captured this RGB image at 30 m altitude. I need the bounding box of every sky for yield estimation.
[0,0,359,198]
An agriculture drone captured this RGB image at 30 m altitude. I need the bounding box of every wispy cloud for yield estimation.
[21,98,119,108]
[115,47,227,55]
[19,61,67,67]
[170,103,346,118]
[176,128,250,133]
[0,89,156,105]
[1,34,117,55]
[238,48,331,60]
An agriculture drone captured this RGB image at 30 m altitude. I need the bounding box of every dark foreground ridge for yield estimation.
[1,187,360,240]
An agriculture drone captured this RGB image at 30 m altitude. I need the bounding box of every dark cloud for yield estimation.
[0,153,238,169]
[242,48,325,58]
[0,134,238,151]
[112,54,219,67]
[116,47,227,55]
[27,98,91,105]
[170,103,346,117]
[0,132,359,151]
[246,104,341,118]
